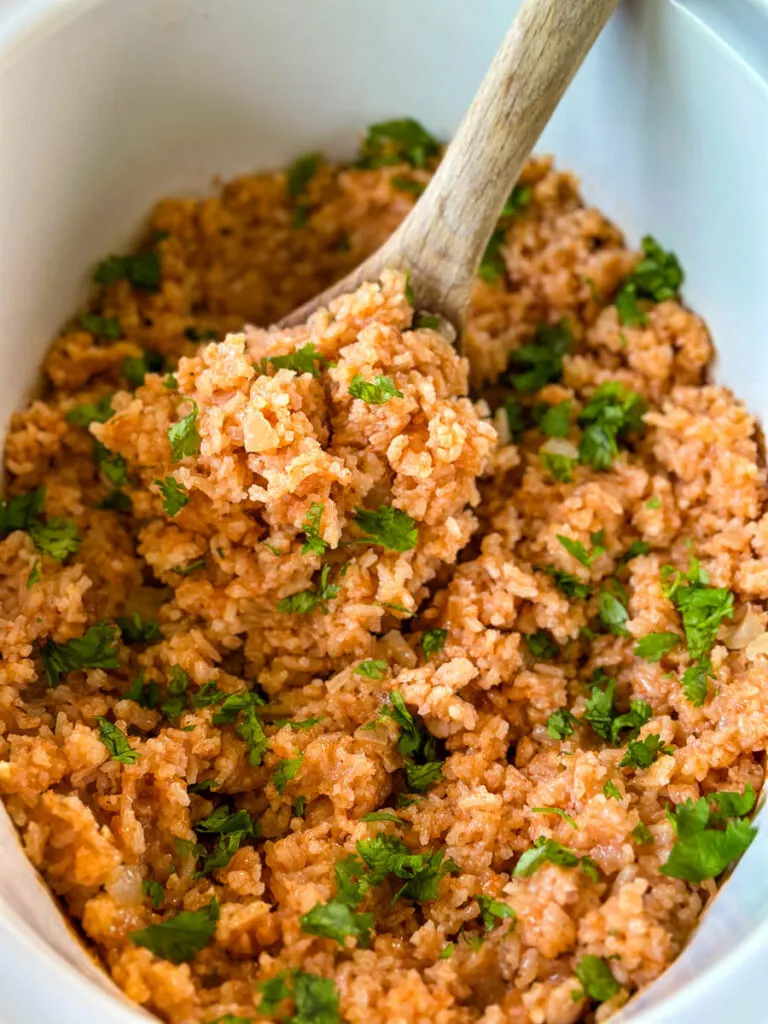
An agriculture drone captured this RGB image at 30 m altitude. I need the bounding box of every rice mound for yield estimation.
[1,150,767,1024]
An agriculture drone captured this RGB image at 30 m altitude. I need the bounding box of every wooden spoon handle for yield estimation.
[280,0,618,330]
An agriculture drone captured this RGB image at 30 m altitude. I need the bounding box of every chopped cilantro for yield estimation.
[476,894,516,932]
[501,183,532,216]
[356,834,458,903]
[616,236,683,326]
[93,440,128,486]
[646,495,661,510]
[583,677,652,745]
[188,779,219,795]
[557,530,606,568]
[421,628,447,660]
[237,705,269,767]
[122,349,165,388]
[284,715,324,730]
[621,539,651,562]
[97,489,132,512]
[184,326,217,342]
[661,556,733,662]
[168,401,201,462]
[619,734,673,769]
[536,565,591,599]
[391,175,425,194]
[96,716,139,764]
[661,787,756,883]
[574,955,620,1002]
[374,691,443,792]
[504,397,527,440]
[634,632,681,662]
[172,557,206,576]
[262,343,331,378]
[196,806,254,836]
[362,812,407,826]
[28,518,81,561]
[189,681,225,708]
[348,373,404,405]
[514,837,599,881]
[41,622,121,687]
[287,152,321,198]
[164,374,179,390]
[0,488,44,535]
[578,382,647,471]
[355,659,387,680]
[142,879,164,908]
[212,689,266,726]
[439,943,455,959]
[632,822,654,845]
[357,118,440,169]
[272,755,303,795]
[26,559,40,588]
[160,665,189,720]
[278,564,339,615]
[478,227,507,284]
[94,250,162,291]
[504,321,572,393]
[129,898,220,963]
[352,505,418,552]
[125,670,160,709]
[117,613,161,645]
[526,630,559,660]
[156,476,189,516]
[547,708,578,740]
[540,401,571,438]
[294,796,306,817]
[256,972,291,1016]
[80,314,122,340]
[598,583,630,637]
[603,780,622,801]
[291,971,341,1024]
[300,898,374,947]
[540,450,577,482]
[530,807,577,829]
[413,312,440,330]
[681,658,712,706]
[66,393,114,427]
[300,502,328,556]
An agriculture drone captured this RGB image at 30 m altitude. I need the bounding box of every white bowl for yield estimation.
[1,1,767,1021]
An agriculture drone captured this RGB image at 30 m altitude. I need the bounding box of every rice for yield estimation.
[0,136,766,1024]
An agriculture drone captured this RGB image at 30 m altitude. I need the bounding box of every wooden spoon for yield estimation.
[279,0,618,344]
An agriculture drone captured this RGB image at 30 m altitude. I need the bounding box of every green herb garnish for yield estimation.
[476,894,516,932]
[66,393,114,427]
[557,530,606,568]
[300,899,374,948]
[96,716,139,764]
[357,118,440,169]
[129,898,220,963]
[355,659,387,680]
[156,476,189,516]
[421,628,447,661]
[278,564,339,615]
[616,236,683,326]
[619,734,673,769]
[634,632,681,662]
[578,382,646,471]
[661,787,756,883]
[41,622,120,687]
[514,837,599,881]
[574,955,620,1003]
[168,401,201,462]
[94,250,162,292]
[272,755,303,795]
[352,505,418,552]
[348,374,404,405]
[300,502,328,556]
[547,708,578,740]
[504,321,572,393]
[80,314,122,340]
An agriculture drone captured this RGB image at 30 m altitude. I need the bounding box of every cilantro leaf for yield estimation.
[662,810,756,884]
[616,235,683,326]
[622,540,651,562]
[356,834,458,903]
[392,176,425,195]
[478,227,507,284]
[278,564,339,615]
[66,393,115,427]
[348,374,404,405]
[283,715,323,730]
[156,476,189,516]
[300,899,374,947]
[125,670,159,709]
[583,677,652,745]
[421,628,447,660]
[117,613,161,645]
[96,717,139,764]
[129,898,219,963]
[93,440,128,486]
[287,152,321,197]
[41,622,121,687]
[632,822,654,845]
[547,707,578,740]
[574,955,620,1003]
[476,894,516,932]
[26,559,40,588]
[196,807,255,836]
[28,518,81,561]
[355,659,387,680]
[256,973,291,1016]
[263,343,331,378]
[504,321,572,393]
[357,118,440,169]
[374,691,443,792]
[94,250,162,291]
[578,382,647,471]
[300,502,328,556]
[598,586,630,637]
[504,397,527,439]
[404,762,443,792]
[540,450,577,482]
[212,689,266,726]
[557,530,606,568]
[540,401,571,438]
[530,807,577,828]
[142,880,164,908]
[634,632,680,662]
[619,734,673,770]
[271,755,303,795]
[535,565,591,599]
[361,812,407,826]
[413,312,441,330]
[603,780,622,800]
[122,349,165,388]
[160,665,189,720]
[172,557,206,576]
[514,837,599,881]
[709,786,756,822]
[500,184,532,216]
[681,658,712,707]
[0,488,45,534]
[352,505,418,552]
[292,971,341,1024]
[168,401,201,462]
[526,630,559,660]
[237,704,269,767]
[80,314,122,340]
[97,489,132,512]
[663,562,734,662]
